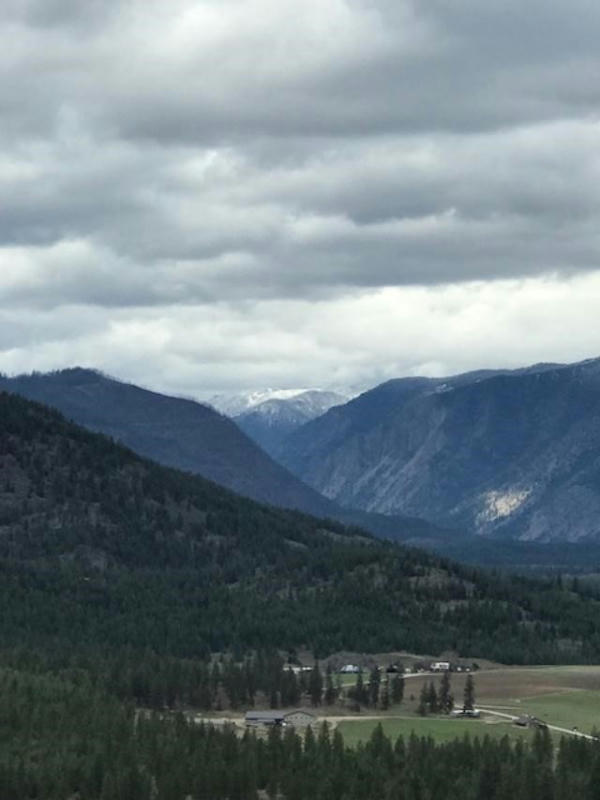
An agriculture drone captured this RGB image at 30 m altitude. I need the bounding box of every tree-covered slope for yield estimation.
[0,368,448,545]
[2,390,600,669]
[0,368,338,518]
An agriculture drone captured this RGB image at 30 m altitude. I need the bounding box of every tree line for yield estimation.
[1,664,599,800]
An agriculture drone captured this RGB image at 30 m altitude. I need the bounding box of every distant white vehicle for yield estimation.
[430,661,451,672]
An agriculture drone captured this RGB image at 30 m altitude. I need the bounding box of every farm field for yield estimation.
[523,691,600,734]
[334,665,600,744]
[336,716,537,747]
[400,665,600,709]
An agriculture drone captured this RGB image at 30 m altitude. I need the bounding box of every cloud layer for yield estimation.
[1,0,600,393]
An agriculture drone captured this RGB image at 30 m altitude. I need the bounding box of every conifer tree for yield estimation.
[417,683,428,716]
[463,673,475,711]
[391,673,405,705]
[438,671,453,713]
[308,661,323,706]
[426,680,438,713]
[324,664,336,706]
[369,666,381,707]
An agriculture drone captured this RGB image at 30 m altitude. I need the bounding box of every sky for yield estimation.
[1,0,600,398]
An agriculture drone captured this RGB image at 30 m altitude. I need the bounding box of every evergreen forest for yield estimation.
[3,390,600,796]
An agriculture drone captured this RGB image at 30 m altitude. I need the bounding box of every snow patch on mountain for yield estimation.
[477,489,532,524]
[209,388,353,419]
[207,389,313,417]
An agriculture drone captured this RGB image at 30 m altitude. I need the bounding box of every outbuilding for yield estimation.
[245,709,317,728]
[245,710,286,727]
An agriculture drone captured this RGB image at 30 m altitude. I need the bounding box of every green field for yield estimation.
[336,716,536,747]
[334,665,600,745]
[523,691,600,734]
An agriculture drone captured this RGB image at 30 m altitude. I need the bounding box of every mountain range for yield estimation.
[1,387,599,667]
[0,368,443,544]
[0,368,335,518]
[277,358,600,543]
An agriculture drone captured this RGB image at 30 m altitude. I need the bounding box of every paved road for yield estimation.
[478,707,596,740]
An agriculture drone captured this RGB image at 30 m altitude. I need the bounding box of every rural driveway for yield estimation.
[479,707,596,740]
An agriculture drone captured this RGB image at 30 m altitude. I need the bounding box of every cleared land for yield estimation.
[333,665,600,745]
[336,716,537,746]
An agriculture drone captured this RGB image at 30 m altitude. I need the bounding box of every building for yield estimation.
[451,708,481,718]
[245,709,316,728]
[339,664,360,674]
[430,661,451,672]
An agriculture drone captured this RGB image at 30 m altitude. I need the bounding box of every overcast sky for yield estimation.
[1,0,600,397]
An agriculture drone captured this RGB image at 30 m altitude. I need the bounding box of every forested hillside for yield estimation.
[3,391,600,797]
[0,368,336,517]
[2,390,600,677]
[0,368,446,544]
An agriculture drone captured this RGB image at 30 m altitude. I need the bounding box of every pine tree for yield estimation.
[438,671,453,713]
[417,683,428,716]
[308,662,323,706]
[391,673,404,705]
[368,666,381,708]
[463,673,475,711]
[426,681,438,713]
[324,664,336,706]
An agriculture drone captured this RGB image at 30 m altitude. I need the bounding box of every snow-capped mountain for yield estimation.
[232,389,350,457]
[207,388,312,418]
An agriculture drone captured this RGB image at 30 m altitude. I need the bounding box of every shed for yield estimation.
[244,709,317,728]
[245,710,286,727]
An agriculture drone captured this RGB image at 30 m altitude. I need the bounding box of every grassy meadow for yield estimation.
[336,716,536,747]
[332,665,600,745]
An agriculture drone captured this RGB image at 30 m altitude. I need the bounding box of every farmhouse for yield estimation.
[245,709,316,728]
[340,664,360,674]
[430,661,451,672]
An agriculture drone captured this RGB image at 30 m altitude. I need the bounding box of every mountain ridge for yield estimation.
[278,358,600,543]
[0,368,449,544]
[2,387,600,666]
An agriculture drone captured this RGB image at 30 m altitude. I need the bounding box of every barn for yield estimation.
[244,709,317,728]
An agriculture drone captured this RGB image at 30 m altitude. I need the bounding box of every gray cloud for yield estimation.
[1,0,600,390]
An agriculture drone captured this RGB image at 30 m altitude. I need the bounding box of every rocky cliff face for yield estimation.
[279,359,600,542]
